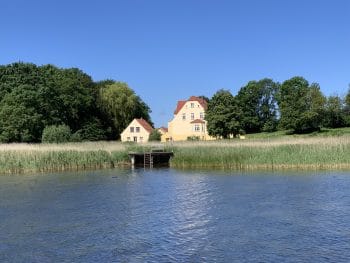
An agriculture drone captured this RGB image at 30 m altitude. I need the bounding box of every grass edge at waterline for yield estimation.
[2,135,350,174]
[0,149,130,174]
[169,137,350,171]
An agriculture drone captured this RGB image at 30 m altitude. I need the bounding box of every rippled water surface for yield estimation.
[1,169,350,262]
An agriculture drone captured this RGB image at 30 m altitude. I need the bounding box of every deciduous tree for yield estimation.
[278,77,326,133]
[205,89,242,138]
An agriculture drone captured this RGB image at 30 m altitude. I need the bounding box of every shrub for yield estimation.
[41,124,71,143]
[149,129,161,141]
[73,119,106,141]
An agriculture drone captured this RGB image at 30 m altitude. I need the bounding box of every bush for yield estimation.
[73,119,107,141]
[149,129,161,141]
[41,125,71,143]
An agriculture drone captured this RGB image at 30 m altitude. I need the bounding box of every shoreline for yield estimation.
[1,136,350,174]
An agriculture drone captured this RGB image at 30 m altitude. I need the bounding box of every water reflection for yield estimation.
[1,169,350,262]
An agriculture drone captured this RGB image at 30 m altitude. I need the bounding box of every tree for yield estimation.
[237,78,279,133]
[149,129,161,141]
[205,89,242,138]
[42,125,72,143]
[343,87,350,126]
[323,95,346,128]
[0,84,43,142]
[198,95,210,103]
[278,77,326,133]
[97,82,152,138]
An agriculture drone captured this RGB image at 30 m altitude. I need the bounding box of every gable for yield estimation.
[173,96,207,115]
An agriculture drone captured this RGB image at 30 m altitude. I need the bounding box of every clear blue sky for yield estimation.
[2,0,350,127]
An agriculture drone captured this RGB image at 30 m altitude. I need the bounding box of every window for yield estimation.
[200,112,204,119]
[127,137,130,141]
[191,113,194,120]
[195,124,200,131]
[130,127,134,133]
[191,103,194,108]
[182,113,186,120]
[133,136,137,142]
[140,137,143,142]
[136,127,140,133]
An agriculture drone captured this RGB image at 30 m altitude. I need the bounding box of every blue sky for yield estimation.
[1,0,350,127]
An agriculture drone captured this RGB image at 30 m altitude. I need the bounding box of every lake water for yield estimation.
[1,168,350,262]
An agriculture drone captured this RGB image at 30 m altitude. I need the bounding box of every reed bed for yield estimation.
[170,136,350,170]
[0,141,167,174]
[0,150,130,174]
[1,136,350,174]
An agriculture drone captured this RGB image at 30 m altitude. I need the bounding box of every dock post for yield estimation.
[131,156,135,168]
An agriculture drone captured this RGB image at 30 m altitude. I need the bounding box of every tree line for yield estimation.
[0,62,152,143]
[206,77,350,138]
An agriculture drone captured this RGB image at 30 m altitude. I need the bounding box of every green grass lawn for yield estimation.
[244,127,350,139]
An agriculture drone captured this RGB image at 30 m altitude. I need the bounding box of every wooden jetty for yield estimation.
[128,149,174,168]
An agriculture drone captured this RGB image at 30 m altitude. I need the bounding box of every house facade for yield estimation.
[161,96,215,142]
[121,118,153,143]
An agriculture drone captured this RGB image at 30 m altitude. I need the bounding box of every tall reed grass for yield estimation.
[170,136,350,170]
[0,142,131,174]
[1,136,350,174]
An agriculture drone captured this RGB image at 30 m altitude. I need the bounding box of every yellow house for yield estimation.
[161,96,215,142]
[158,127,168,137]
[121,118,153,143]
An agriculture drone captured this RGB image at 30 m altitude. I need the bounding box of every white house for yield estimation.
[121,118,153,143]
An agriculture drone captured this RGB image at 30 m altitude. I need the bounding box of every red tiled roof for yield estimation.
[174,96,208,114]
[135,118,153,133]
[190,119,205,124]
[188,96,208,110]
[159,127,168,132]
[174,100,186,114]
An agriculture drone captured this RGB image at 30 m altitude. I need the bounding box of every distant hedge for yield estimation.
[42,125,72,143]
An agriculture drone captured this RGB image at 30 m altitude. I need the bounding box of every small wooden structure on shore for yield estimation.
[128,149,174,168]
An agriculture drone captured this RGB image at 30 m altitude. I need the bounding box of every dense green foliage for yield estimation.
[1,62,349,142]
[323,96,346,128]
[237,78,279,133]
[42,125,72,143]
[97,82,152,136]
[205,77,350,137]
[278,77,326,133]
[0,63,152,142]
[149,129,161,141]
[205,89,242,138]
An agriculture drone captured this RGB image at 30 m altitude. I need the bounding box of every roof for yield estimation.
[174,100,186,114]
[159,127,168,132]
[135,118,153,133]
[174,96,208,114]
[190,119,205,124]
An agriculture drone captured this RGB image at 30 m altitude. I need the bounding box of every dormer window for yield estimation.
[190,103,194,108]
